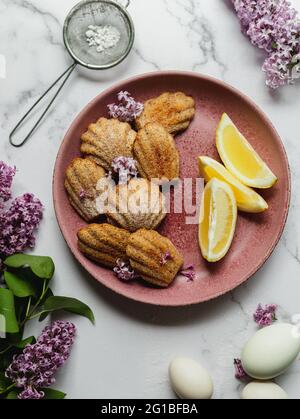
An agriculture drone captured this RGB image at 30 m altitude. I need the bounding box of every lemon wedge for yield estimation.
[216,113,277,189]
[199,178,237,263]
[199,156,268,213]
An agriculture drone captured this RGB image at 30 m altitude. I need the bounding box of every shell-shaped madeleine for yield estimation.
[136,92,195,134]
[78,223,130,268]
[81,117,137,171]
[133,123,180,181]
[107,178,166,232]
[126,229,184,288]
[65,158,106,222]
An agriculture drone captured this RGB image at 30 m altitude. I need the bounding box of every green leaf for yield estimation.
[0,289,19,334]
[6,390,19,399]
[42,388,66,399]
[40,296,95,324]
[4,254,55,280]
[4,271,36,298]
[0,372,10,392]
[7,329,25,345]
[14,336,36,349]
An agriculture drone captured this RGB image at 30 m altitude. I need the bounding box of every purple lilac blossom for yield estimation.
[79,189,86,200]
[232,0,300,88]
[160,251,172,266]
[108,91,144,122]
[111,156,139,184]
[5,321,76,399]
[0,161,16,208]
[234,358,249,380]
[0,193,43,257]
[180,264,196,282]
[253,303,277,327]
[113,259,136,282]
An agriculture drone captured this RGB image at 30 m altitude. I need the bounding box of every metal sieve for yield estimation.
[9,0,134,147]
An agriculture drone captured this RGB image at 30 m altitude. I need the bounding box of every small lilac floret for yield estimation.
[113,259,136,282]
[108,91,144,122]
[234,358,249,380]
[111,156,138,184]
[180,264,196,282]
[253,303,277,327]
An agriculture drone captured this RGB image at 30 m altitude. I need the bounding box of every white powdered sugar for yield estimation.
[85,25,121,53]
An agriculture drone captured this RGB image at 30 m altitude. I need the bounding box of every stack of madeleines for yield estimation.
[64,92,196,288]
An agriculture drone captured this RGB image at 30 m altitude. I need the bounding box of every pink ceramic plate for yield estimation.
[53,71,291,306]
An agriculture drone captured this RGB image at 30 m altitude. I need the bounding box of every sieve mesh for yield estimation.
[63,0,134,69]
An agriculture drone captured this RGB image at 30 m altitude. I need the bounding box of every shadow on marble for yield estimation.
[66,255,272,328]
[76,53,136,82]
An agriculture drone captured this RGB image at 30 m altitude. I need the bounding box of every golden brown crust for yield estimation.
[80,117,137,171]
[133,123,180,181]
[136,92,195,134]
[77,223,130,268]
[64,158,106,222]
[126,229,184,288]
[106,178,166,232]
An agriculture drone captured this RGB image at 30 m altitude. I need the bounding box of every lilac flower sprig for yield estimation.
[0,193,43,257]
[5,321,76,399]
[108,91,144,122]
[0,161,16,208]
[0,161,43,270]
[232,0,300,88]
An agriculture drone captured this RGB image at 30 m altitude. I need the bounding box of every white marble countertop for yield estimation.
[1,0,300,400]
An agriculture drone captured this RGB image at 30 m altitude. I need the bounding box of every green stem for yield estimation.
[20,280,48,328]
[25,296,32,318]
[28,311,45,321]
[0,344,13,355]
[0,383,15,395]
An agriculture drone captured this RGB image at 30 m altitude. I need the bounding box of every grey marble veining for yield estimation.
[163,0,228,77]
[1,0,300,399]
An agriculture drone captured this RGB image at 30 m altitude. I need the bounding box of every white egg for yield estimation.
[242,381,288,399]
[241,323,300,380]
[169,357,214,399]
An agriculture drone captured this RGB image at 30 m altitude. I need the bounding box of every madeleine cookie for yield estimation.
[136,92,195,134]
[107,178,166,232]
[133,123,180,182]
[81,117,137,171]
[126,229,184,288]
[65,158,106,222]
[78,223,130,268]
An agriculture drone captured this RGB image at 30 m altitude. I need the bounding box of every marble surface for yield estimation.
[1,0,300,399]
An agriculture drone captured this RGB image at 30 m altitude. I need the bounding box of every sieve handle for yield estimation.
[9,62,77,147]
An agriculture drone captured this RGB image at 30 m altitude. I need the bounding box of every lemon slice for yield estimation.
[199,178,237,263]
[216,113,277,189]
[199,156,268,213]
